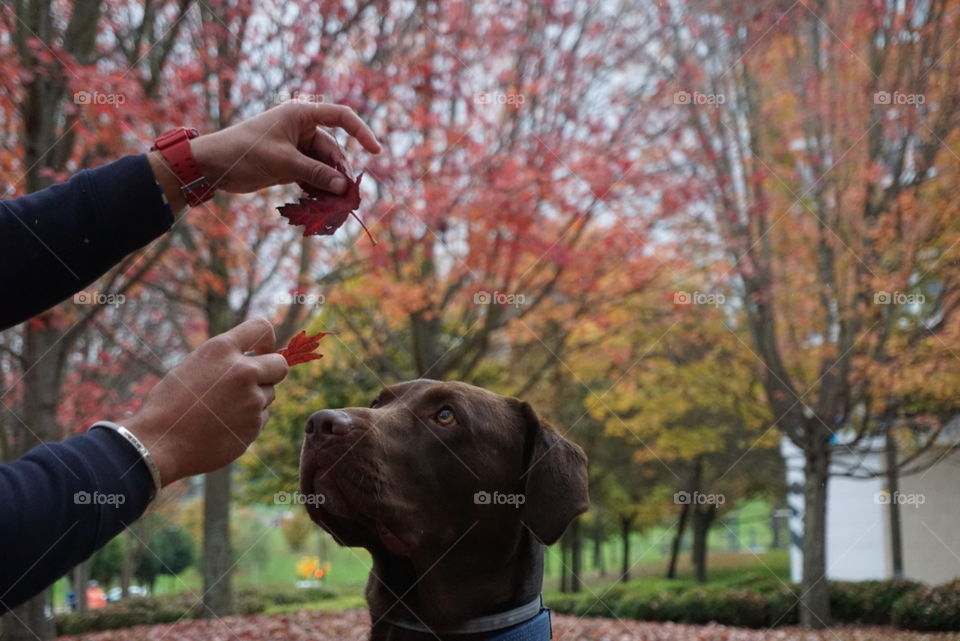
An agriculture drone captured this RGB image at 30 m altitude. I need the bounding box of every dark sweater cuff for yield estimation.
[86,153,174,248]
[73,428,156,516]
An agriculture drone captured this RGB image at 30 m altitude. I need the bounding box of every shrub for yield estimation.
[54,584,337,635]
[55,594,204,636]
[830,579,923,625]
[236,584,336,608]
[547,580,799,628]
[892,579,960,631]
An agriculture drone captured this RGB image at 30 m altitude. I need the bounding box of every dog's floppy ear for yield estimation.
[516,401,589,545]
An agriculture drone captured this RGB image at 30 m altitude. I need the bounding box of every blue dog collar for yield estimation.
[487,608,551,641]
[383,596,551,640]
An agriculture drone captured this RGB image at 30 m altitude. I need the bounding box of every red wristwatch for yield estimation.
[150,127,215,207]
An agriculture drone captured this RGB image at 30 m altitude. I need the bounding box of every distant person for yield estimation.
[0,102,382,612]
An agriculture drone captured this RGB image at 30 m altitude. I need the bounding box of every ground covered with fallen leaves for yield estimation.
[57,609,960,640]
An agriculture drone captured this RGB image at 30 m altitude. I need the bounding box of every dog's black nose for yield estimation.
[306,409,354,436]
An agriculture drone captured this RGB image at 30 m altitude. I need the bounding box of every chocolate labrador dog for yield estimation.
[299,379,588,640]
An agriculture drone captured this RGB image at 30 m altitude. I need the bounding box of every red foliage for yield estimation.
[278,173,375,243]
[276,330,336,366]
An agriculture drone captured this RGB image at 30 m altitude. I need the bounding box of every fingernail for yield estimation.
[330,177,348,194]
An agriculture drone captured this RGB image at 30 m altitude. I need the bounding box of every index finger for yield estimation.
[250,353,288,386]
[306,103,382,154]
[221,318,277,354]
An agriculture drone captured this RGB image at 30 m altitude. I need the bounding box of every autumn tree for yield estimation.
[0,1,193,636]
[243,0,672,535]
[584,276,777,583]
[652,0,960,626]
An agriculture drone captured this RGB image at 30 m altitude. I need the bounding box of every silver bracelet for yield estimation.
[89,421,162,500]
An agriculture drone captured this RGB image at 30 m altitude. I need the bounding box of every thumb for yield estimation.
[221,317,277,354]
[286,153,350,195]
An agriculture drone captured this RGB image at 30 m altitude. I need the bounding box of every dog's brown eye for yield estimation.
[370,398,380,409]
[435,407,456,426]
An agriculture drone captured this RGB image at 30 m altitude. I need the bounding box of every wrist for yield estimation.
[124,411,178,488]
[148,151,188,213]
[89,420,164,499]
[189,134,226,189]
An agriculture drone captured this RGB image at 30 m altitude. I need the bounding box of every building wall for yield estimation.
[900,452,960,584]
[783,436,960,585]
[825,470,888,580]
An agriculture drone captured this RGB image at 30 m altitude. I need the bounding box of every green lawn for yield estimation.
[59,498,787,613]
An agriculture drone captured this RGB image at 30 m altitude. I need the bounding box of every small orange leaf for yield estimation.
[277,330,336,367]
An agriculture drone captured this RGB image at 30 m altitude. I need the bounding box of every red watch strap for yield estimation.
[150,127,214,207]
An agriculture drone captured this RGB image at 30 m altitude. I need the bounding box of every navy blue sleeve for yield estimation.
[0,154,174,330]
[0,428,154,612]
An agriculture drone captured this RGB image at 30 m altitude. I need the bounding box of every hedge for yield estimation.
[891,579,960,631]
[55,584,337,635]
[547,577,960,631]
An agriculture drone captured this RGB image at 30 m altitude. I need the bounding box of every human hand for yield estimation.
[125,318,288,486]
[149,102,381,209]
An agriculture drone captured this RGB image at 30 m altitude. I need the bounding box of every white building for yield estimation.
[781,429,960,585]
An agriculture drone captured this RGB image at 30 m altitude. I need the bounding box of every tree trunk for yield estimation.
[570,517,583,593]
[72,561,90,612]
[666,503,691,579]
[121,533,133,598]
[592,517,606,577]
[620,516,632,583]
[5,330,64,640]
[800,441,831,627]
[771,507,782,549]
[202,465,233,616]
[559,532,569,593]
[201,232,236,617]
[691,505,717,583]
[885,432,904,578]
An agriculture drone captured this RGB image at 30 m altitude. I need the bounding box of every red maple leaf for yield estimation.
[278,172,376,243]
[276,330,336,367]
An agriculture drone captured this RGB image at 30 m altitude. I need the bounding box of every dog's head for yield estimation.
[298,379,588,562]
